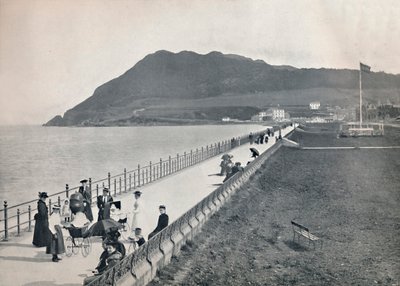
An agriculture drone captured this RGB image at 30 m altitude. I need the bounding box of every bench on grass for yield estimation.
[291,221,322,249]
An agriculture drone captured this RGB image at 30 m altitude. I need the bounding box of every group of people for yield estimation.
[249,129,275,145]
[32,177,170,268]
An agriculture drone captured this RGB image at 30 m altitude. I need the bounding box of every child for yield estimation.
[61,199,71,223]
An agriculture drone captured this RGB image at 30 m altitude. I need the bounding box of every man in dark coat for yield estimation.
[79,179,93,222]
[97,188,113,221]
[46,205,65,262]
[32,192,52,247]
[148,205,169,239]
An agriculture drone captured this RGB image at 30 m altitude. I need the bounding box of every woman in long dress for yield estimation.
[129,191,142,238]
[32,192,52,247]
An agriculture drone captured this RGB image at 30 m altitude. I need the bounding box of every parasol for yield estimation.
[250,147,260,158]
[87,219,123,237]
[221,153,233,160]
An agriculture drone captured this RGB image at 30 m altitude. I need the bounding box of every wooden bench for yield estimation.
[291,221,322,249]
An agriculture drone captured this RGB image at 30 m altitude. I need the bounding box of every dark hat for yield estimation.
[80,179,88,183]
[159,205,166,209]
[134,227,142,231]
[103,187,109,192]
[38,192,49,198]
[134,191,142,195]
[235,162,241,166]
[104,240,118,247]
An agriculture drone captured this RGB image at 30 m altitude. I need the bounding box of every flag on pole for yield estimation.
[360,62,371,73]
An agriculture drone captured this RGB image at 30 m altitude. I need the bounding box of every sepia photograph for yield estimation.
[0,0,399,285]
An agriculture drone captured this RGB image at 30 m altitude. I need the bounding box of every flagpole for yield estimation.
[359,65,362,128]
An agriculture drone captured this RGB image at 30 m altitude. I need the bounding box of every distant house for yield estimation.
[222,117,231,122]
[251,114,265,121]
[272,109,285,120]
[310,102,320,110]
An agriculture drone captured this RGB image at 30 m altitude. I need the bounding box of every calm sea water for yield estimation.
[0,124,265,206]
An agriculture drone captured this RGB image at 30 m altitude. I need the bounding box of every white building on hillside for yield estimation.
[310,101,321,110]
[272,109,285,120]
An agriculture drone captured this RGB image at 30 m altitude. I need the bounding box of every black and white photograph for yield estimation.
[0,0,399,285]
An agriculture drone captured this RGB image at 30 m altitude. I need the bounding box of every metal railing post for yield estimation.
[58,196,61,207]
[65,184,69,198]
[159,158,163,178]
[177,154,180,170]
[48,199,52,215]
[114,179,117,197]
[138,165,141,187]
[89,178,92,192]
[124,169,127,192]
[190,150,193,166]
[129,174,132,191]
[184,152,187,168]
[3,201,8,241]
[149,161,152,182]
[119,177,122,195]
[28,205,32,232]
[96,184,99,198]
[17,209,20,236]
[169,156,172,175]
[108,172,111,189]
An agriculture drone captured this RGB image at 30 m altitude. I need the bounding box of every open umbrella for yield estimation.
[221,153,233,160]
[88,219,123,237]
[250,147,260,158]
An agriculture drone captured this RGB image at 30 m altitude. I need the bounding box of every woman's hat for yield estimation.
[80,179,88,183]
[38,192,49,198]
[159,205,166,209]
[134,191,142,195]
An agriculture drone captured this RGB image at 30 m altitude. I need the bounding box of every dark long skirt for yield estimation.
[32,219,52,247]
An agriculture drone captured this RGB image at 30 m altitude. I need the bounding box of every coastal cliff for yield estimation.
[44,50,400,126]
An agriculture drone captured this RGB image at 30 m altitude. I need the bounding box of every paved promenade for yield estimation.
[0,125,294,286]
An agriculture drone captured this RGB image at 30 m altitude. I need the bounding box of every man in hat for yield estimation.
[32,192,52,247]
[97,188,113,221]
[148,205,169,239]
[79,179,93,222]
[46,205,65,262]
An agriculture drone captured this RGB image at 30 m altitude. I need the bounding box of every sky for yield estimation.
[0,0,399,125]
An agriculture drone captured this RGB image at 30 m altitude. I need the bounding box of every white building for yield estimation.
[272,109,285,120]
[222,117,231,122]
[310,101,321,110]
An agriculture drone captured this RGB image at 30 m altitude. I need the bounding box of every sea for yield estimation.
[0,124,266,207]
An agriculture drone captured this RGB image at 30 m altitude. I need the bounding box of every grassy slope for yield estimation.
[149,126,400,286]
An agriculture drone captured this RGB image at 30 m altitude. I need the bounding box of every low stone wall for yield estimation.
[87,131,293,286]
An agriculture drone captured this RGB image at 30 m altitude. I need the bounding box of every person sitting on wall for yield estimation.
[129,227,146,250]
[223,162,244,182]
[148,205,169,239]
[83,241,122,285]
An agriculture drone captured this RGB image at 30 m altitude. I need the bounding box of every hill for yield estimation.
[44,50,400,126]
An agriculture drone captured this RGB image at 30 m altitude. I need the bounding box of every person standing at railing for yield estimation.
[32,192,52,247]
[97,188,113,221]
[148,205,169,239]
[46,205,65,262]
[79,179,93,222]
[128,191,143,239]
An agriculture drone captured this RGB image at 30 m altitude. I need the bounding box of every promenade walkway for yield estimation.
[0,125,294,286]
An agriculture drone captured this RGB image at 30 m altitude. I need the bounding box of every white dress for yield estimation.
[131,198,141,230]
